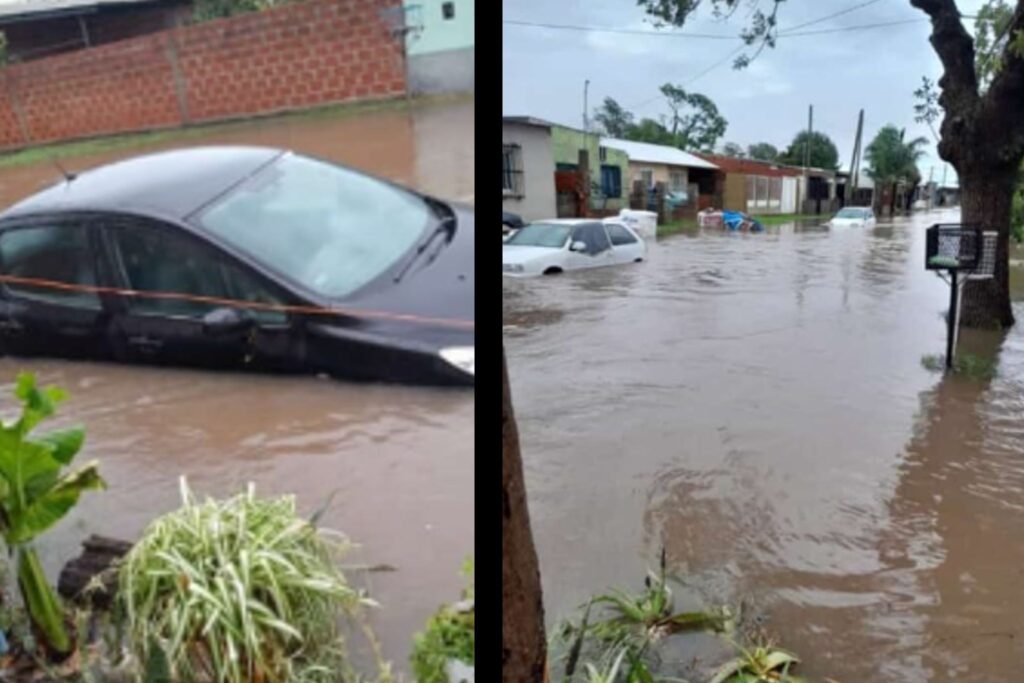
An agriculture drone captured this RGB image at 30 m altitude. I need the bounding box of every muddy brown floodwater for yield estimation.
[0,98,474,674]
[505,208,1024,682]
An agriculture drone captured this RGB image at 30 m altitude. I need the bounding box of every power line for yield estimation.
[504,17,928,40]
[779,18,926,37]
[626,44,744,111]
[502,19,737,39]
[777,0,885,34]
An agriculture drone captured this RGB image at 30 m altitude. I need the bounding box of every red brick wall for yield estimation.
[0,0,405,148]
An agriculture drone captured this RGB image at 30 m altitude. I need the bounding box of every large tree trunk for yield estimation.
[502,348,547,683]
[957,165,1017,328]
[909,0,1024,329]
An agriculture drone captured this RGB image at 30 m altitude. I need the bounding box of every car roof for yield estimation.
[0,146,285,222]
[529,218,602,226]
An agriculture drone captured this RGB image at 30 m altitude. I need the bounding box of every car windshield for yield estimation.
[196,153,432,298]
[505,223,571,248]
[836,208,866,219]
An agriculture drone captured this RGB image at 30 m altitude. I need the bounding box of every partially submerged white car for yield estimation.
[828,206,876,228]
[502,218,646,277]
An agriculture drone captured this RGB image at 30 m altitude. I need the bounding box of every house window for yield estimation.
[599,146,608,163]
[639,169,654,189]
[441,1,454,20]
[669,170,686,192]
[502,143,523,197]
[600,165,621,198]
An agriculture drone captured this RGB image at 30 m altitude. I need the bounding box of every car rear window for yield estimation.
[197,153,431,299]
[606,224,638,246]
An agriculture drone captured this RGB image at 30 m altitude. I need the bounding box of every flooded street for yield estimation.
[504,208,1024,681]
[0,98,474,673]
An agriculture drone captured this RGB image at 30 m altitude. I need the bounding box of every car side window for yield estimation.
[572,224,611,255]
[110,223,286,323]
[606,224,638,246]
[0,224,101,310]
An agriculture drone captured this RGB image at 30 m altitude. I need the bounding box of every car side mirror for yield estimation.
[570,240,587,252]
[202,307,255,336]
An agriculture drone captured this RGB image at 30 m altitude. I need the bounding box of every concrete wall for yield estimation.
[550,125,629,211]
[503,122,556,221]
[627,162,688,192]
[0,0,405,148]
[404,0,473,94]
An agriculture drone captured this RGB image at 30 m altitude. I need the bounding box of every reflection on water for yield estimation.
[505,209,1024,680]
[0,98,474,674]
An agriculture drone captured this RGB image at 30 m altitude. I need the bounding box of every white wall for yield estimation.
[781,177,797,214]
[503,123,556,221]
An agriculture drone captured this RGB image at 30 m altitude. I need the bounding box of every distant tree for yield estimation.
[747,142,780,162]
[593,97,635,138]
[658,84,727,152]
[865,125,928,214]
[624,118,675,145]
[779,131,840,171]
[191,0,291,21]
[721,142,746,158]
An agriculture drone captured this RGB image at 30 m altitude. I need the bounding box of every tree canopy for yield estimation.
[593,97,635,139]
[747,142,780,162]
[864,125,928,185]
[592,86,727,152]
[721,142,746,158]
[779,131,840,171]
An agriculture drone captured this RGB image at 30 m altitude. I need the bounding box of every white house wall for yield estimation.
[503,123,557,221]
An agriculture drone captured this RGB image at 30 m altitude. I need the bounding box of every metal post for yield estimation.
[946,270,958,371]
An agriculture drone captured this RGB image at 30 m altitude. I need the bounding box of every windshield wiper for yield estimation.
[393,213,456,284]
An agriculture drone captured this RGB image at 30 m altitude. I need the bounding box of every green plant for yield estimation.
[410,558,474,683]
[921,352,999,379]
[709,640,803,683]
[589,555,730,646]
[118,478,372,683]
[0,373,104,658]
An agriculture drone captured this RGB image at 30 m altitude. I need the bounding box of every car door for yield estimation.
[605,223,645,264]
[567,223,615,270]
[102,217,298,371]
[0,218,113,359]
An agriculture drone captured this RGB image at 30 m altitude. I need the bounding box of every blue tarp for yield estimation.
[721,210,765,232]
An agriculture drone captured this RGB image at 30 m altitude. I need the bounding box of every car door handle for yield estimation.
[128,335,163,352]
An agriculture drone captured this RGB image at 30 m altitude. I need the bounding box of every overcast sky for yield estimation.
[503,0,991,186]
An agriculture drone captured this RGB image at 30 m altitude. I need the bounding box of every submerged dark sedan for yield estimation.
[0,146,474,386]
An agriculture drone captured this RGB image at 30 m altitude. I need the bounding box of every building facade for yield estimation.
[549,124,630,214]
[502,117,556,221]
[403,0,473,94]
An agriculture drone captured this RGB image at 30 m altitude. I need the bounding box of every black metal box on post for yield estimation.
[924,224,994,370]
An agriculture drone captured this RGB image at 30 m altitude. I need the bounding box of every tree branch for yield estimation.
[981,1,1024,162]
[910,0,980,116]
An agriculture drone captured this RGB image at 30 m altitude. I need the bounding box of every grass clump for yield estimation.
[921,352,998,379]
[118,478,374,683]
[709,639,804,683]
[411,558,474,683]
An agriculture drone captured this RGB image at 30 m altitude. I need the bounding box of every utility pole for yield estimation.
[847,109,864,206]
[583,80,590,148]
[926,166,934,211]
[801,104,813,214]
[940,163,948,207]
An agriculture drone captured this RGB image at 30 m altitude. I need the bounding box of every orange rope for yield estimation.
[0,273,474,331]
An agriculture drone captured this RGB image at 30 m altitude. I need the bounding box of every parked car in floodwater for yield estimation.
[502,219,646,277]
[828,206,876,228]
[0,146,474,386]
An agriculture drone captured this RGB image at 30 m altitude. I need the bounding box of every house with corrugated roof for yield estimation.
[694,153,803,214]
[601,137,719,207]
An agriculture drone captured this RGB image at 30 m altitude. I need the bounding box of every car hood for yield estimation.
[344,201,474,327]
[503,245,562,264]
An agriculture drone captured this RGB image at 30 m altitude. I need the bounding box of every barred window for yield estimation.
[502,144,524,197]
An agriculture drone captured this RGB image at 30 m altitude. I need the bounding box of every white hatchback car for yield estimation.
[502,219,646,277]
[828,206,876,228]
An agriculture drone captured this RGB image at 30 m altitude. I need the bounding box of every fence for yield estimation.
[0,0,406,148]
